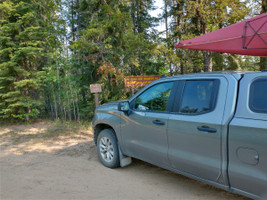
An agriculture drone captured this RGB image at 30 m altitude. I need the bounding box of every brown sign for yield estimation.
[90,84,102,93]
[124,75,162,87]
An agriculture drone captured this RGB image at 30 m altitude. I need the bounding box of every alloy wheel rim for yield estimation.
[99,136,114,162]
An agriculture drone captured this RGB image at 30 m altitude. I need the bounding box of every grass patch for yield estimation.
[1,120,92,145]
[54,119,92,131]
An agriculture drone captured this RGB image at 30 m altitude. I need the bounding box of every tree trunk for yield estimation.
[131,1,136,33]
[65,85,72,121]
[196,3,213,72]
[63,106,66,120]
[180,62,184,74]
[25,88,31,121]
[260,57,267,71]
[52,88,58,119]
[81,65,86,103]
[262,0,267,14]
[67,72,77,121]
[71,0,75,42]
[56,54,64,118]
[165,0,168,39]
[49,94,54,119]
[66,91,72,121]
[203,51,212,72]
[75,90,80,121]
[77,0,80,34]
[259,0,267,71]
[137,0,142,33]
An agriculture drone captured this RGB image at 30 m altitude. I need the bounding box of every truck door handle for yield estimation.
[152,120,165,126]
[197,126,217,133]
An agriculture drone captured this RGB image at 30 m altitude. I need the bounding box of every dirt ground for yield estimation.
[0,121,249,200]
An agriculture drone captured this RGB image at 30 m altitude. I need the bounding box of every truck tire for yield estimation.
[97,129,120,168]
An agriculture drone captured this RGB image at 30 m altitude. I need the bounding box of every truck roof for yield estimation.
[190,70,256,75]
[154,71,264,84]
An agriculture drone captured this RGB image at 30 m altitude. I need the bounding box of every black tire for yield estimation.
[97,129,120,168]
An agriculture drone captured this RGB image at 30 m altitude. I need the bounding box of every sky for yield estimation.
[149,0,166,35]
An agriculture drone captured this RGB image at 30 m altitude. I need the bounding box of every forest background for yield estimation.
[0,0,266,122]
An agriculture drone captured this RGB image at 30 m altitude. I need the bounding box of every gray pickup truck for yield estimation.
[92,71,267,199]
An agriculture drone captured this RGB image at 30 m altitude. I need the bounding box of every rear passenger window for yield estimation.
[179,80,219,114]
[249,78,267,113]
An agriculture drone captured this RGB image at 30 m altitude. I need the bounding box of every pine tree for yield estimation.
[0,0,59,120]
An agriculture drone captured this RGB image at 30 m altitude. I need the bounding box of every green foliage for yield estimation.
[0,0,263,122]
[167,0,255,73]
[12,108,40,120]
[0,0,60,121]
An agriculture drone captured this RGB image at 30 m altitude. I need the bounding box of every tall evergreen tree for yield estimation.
[0,0,59,120]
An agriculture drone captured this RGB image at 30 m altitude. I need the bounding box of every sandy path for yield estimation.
[0,122,249,200]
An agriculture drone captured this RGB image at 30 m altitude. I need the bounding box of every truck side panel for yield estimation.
[229,119,267,199]
[229,73,267,199]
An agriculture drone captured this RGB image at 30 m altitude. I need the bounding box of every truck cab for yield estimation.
[92,71,267,199]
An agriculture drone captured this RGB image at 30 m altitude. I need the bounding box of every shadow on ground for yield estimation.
[0,122,250,200]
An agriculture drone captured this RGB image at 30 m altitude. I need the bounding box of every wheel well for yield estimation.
[94,124,116,144]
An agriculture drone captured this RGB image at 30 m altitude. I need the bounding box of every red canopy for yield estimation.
[174,13,267,57]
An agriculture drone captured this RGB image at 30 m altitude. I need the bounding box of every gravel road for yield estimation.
[0,122,249,200]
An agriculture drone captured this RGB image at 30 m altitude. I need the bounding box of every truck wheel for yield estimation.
[97,129,120,168]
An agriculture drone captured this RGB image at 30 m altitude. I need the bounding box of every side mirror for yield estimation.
[118,101,130,115]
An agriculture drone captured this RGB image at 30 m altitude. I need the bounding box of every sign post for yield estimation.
[90,84,102,107]
[94,93,99,107]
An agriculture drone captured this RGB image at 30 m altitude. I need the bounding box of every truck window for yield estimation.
[179,80,218,114]
[249,78,267,113]
[134,82,173,112]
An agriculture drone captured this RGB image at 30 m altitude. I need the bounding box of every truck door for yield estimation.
[228,73,267,199]
[167,77,230,183]
[120,81,176,166]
